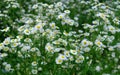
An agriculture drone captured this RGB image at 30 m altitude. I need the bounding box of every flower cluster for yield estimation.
[0,0,120,75]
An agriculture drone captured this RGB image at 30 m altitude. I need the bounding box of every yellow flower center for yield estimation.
[36,25,41,29]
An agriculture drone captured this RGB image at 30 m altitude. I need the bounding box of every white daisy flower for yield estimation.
[95,40,104,47]
[24,38,32,42]
[3,47,9,52]
[31,61,38,66]
[35,23,43,30]
[81,39,89,47]
[24,29,30,35]
[78,55,84,61]
[70,50,77,55]
[75,59,82,63]
[31,69,38,74]
[0,43,4,50]
[45,43,54,52]
[108,25,116,34]
[84,47,90,52]
[3,37,11,45]
[58,13,65,19]
[58,54,67,60]
[64,10,70,14]
[1,27,10,32]
[55,58,63,64]
[5,64,11,72]
[11,43,19,47]
[1,53,8,58]
[50,22,56,29]
[95,66,101,72]
[64,51,70,57]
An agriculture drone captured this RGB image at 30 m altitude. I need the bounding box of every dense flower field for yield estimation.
[0,0,120,75]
